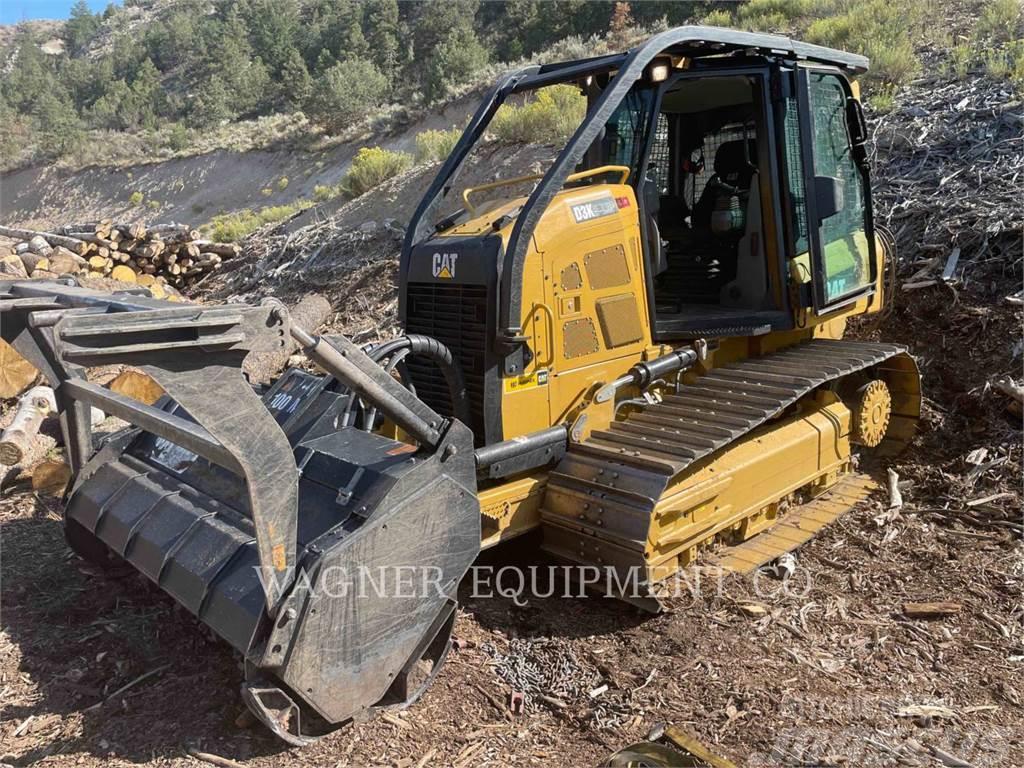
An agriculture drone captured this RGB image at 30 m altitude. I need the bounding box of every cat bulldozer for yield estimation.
[1,27,920,744]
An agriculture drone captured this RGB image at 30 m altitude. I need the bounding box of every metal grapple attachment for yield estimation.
[0,280,480,744]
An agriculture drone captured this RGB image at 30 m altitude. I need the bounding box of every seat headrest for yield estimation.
[713,139,757,182]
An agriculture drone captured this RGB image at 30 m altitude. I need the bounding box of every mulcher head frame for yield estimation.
[0,279,480,744]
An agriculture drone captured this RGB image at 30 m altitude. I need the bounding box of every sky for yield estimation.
[0,0,117,25]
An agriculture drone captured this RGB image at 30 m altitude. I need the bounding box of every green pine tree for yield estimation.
[64,0,101,56]
[3,35,57,113]
[308,57,390,132]
[246,0,301,73]
[191,74,234,127]
[424,25,488,104]
[279,48,313,109]
[33,87,84,159]
[364,0,400,78]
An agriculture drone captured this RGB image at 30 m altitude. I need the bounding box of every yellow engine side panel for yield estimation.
[499,184,655,439]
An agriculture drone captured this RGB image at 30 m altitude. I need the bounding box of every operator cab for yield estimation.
[581,67,777,340]
[583,59,875,340]
[642,72,777,338]
[402,27,880,445]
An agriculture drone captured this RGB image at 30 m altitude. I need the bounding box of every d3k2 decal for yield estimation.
[570,195,618,224]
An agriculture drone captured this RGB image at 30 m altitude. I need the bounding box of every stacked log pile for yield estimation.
[0,221,241,296]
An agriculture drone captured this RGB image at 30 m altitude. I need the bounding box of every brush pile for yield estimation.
[868,70,1023,293]
[0,221,241,296]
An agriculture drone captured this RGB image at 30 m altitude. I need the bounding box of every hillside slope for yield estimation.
[0,92,478,230]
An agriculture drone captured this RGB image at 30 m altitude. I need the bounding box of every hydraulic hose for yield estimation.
[356,334,472,430]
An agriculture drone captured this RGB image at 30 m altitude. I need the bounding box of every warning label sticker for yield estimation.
[503,368,549,393]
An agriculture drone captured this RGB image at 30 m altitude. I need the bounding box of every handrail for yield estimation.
[461,165,631,216]
[462,173,542,216]
[534,301,556,368]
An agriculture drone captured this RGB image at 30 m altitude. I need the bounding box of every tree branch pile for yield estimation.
[0,221,241,296]
[203,216,404,343]
[868,71,1023,292]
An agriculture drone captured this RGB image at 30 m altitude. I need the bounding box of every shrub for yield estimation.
[129,190,144,205]
[308,58,390,132]
[866,86,895,112]
[981,41,1024,90]
[278,176,289,190]
[342,147,413,197]
[207,200,311,241]
[490,84,586,145]
[165,122,190,151]
[985,48,1010,78]
[414,128,461,164]
[805,0,925,88]
[863,39,919,87]
[702,9,734,27]
[741,11,790,31]
[975,0,1024,44]
[737,0,811,29]
[313,183,342,202]
[1010,41,1024,90]
[261,187,273,196]
[950,43,974,77]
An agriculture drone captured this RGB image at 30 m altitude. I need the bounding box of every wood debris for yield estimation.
[902,601,962,619]
[0,386,56,466]
[0,339,38,399]
[869,75,1022,292]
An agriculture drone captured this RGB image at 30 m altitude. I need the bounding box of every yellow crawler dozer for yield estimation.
[1,27,919,743]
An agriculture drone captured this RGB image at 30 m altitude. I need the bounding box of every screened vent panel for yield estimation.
[647,113,671,194]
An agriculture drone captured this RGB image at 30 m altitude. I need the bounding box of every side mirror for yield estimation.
[814,175,844,220]
[846,97,869,165]
[845,97,867,146]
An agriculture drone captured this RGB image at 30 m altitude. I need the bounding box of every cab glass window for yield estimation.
[808,72,871,303]
[601,86,656,182]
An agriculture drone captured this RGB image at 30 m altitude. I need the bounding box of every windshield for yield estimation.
[425,79,658,231]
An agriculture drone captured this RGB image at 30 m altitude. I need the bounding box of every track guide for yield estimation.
[709,472,878,574]
[540,339,920,587]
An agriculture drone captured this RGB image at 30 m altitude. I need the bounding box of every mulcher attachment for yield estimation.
[0,279,480,744]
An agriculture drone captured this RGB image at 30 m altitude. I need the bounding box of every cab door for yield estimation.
[789,66,876,311]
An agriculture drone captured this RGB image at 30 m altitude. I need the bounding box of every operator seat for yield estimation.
[692,139,758,232]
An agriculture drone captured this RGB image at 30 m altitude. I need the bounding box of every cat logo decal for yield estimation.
[432,252,458,279]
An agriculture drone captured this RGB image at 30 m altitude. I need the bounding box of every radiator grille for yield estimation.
[404,282,490,443]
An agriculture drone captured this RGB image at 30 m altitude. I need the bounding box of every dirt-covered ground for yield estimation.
[2,39,1022,768]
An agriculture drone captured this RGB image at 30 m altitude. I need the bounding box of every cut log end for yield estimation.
[32,461,73,495]
[109,369,165,405]
[0,340,38,399]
